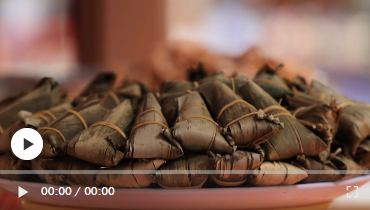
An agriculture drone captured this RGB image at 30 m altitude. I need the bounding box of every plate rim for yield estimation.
[1,175,370,210]
[1,174,370,192]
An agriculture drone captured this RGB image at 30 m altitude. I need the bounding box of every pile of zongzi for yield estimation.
[0,65,369,188]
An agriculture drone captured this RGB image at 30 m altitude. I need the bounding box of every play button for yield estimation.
[18,186,28,198]
[24,138,33,150]
[11,128,43,160]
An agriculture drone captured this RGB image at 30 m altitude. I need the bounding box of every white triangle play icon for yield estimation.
[18,186,28,198]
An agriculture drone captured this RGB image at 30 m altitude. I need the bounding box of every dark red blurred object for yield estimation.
[0,191,22,210]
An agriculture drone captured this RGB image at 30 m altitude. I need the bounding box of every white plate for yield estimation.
[1,175,370,210]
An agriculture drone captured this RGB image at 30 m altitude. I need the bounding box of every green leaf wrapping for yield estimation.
[199,81,284,147]
[63,99,134,166]
[125,93,183,160]
[241,80,328,161]
[172,91,233,154]
[155,155,214,189]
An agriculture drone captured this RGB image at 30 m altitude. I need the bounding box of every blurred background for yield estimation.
[0,0,369,101]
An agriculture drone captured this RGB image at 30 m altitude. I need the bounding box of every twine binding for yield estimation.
[91,121,127,140]
[66,110,88,129]
[217,99,257,122]
[37,127,66,142]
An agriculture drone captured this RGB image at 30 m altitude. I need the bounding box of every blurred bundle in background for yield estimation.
[0,0,369,101]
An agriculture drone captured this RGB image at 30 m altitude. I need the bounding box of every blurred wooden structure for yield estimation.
[75,0,166,71]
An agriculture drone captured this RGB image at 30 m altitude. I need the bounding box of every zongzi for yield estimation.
[96,159,165,187]
[170,91,234,154]
[100,78,148,111]
[125,93,183,159]
[292,101,342,142]
[41,156,100,186]
[0,153,29,180]
[210,149,264,186]
[155,155,214,189]
[335,103,370,155]
[159,91,188,126]
[295,157,343,183]
[253,64,293,101]
[286,89,324,110]
[78,72,116,97]
[63,99,135,166]
[199,72,248,94]
[160,80,198,94]
[0,77,67,133]
[355,139,370,168]
[38,97,107,158]
[246,161,308,186]
[331,152,368,180]
[0,102,72,153]
[199,81,284,147]
[305,80,355,105]
[241,80,328,161]
[283,76,307,92]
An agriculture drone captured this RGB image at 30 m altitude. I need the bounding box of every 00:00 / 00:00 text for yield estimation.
[41,187,115,196]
